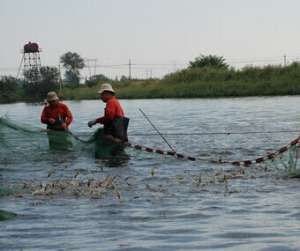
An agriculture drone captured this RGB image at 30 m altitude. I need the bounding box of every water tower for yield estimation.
[17,42,42,82]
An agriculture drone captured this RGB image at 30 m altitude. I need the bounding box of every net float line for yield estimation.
[218,136,300,166]
[124,136,300,166]
[124,142,198,161]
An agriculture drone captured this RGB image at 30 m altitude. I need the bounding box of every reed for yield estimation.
[3,63,300,103]
[112,63,300,99]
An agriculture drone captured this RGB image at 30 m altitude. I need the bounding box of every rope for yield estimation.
[124,142,198,161]
[2,115,299,166]
[219,136,300,166]
[130,130,300,136]
[124,136,300,166]
[40,130,299,138]
[138,108,176,152]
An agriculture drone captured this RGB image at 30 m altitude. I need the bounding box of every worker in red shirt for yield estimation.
[88,83,129,142]
[41,91,73,131]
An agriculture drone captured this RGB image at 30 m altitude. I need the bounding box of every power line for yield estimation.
[129,59,132,80]
[3,54,300,79]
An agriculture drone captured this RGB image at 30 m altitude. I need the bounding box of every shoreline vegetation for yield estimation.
[64,63,300,100]
[2,54,300,103]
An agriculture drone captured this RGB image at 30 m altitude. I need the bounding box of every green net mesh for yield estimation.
[0,115,125,159]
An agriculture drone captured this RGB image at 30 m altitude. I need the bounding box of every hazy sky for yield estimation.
[1,0,300,78]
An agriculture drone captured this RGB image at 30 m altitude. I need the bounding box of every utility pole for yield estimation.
[129,59,132,80]
[93,58,98,76]
[172,60,177,72]
[85,58,97,79]
[58,63,63,97]
[284,54,287,66]
[145,69,152,79]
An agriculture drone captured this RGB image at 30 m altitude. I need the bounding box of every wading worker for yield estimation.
[41,91,73,131]
[88,83,129,143]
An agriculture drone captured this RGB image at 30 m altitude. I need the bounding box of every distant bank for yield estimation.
[63,62,300,100]
[2,62,300,103]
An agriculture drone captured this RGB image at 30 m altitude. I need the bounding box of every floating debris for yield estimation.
[8,176,122,200]
[0,210,17,221]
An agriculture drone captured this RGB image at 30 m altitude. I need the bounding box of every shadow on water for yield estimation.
[95,157,130,168]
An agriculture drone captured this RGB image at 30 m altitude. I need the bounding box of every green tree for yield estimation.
[60,52,85,86]
[120,75,129,83]
[85,74,110,87]
[189,54,229,69]
[0,76,18,102]
[39,66,60,97]
[23,66,60,100]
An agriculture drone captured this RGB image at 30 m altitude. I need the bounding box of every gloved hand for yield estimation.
[61,123,67,130]
[88,119,97,128]
[48,118,56,124]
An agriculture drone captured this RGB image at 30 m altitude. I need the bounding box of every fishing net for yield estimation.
[0,209,17,221]
[0,115,126,159]
[0,115,41,133]
[2,114,300,204]
[1,115,300,175]
[264,143,300,177]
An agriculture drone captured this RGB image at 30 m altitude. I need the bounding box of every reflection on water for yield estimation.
[1,97,300,251]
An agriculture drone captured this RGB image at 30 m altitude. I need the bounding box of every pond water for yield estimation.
[1,97,300,251]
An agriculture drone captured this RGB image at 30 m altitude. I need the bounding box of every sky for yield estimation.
[1,0,300,79]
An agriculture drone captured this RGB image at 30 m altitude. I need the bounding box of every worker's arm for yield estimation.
[94,99,115,124]
[96,104,116,124]
[41,108,50,124]
[64,106,73,126]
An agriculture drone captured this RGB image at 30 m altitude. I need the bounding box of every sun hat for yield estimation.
[97,83,115,94]
[46,91,59,102]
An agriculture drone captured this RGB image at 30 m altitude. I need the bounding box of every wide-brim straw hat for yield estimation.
[97,83,115,94]
[46,91,59,102]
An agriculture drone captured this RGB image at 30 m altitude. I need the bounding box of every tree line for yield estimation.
[3,53,298,102]
[0,51,113,102]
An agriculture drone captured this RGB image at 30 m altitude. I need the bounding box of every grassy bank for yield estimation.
[2,63,300,103]
[62,63,300,100]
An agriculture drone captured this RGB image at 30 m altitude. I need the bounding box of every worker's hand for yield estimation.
[88,119,97,128]
[61,123,67,130]
[48,118,56,124]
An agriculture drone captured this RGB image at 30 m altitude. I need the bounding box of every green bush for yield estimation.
[2,61,300,102]
[0,76,19,103]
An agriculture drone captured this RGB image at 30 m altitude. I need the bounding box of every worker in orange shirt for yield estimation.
[41,91,73,131]
[88,83,129,143]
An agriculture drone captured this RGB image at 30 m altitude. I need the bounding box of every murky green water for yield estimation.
[1,97,300,251]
